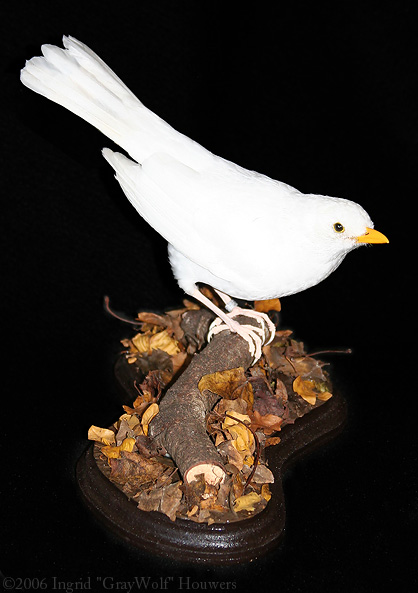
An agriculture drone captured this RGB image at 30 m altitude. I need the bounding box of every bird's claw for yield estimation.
[207,307,276,364]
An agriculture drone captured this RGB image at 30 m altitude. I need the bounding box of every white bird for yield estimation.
[20,36,388,361]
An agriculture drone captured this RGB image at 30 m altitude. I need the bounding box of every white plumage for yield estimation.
[21,36,388,359]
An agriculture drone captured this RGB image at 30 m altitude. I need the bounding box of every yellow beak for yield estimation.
[356,227,389,244]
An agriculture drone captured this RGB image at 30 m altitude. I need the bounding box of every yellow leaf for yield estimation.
[226,424,254,452]
[88,425,116,446]
[317,391,333,401]
[132,332,151,353]
[243,454,254,467]
[222,411,251,427]
[293,376,317,405]
[141,403,159,436]
[233,492,262,512]
[101,437,136,459]
[254,298,281,312]
[101,445,121,458]
[149,329,181,356]
[261,484,272,502]
[119,437,136,452]
[118,414,141,431]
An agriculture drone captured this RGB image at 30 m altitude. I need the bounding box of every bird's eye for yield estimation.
[333,222,345,233]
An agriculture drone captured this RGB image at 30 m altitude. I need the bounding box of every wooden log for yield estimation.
[148,314,273,485]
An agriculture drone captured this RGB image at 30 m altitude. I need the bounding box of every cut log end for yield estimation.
[184,463,226,486]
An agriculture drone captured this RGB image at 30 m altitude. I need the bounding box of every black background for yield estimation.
[2,2,416,591]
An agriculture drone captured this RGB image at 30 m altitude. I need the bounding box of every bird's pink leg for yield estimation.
[213,289,277,342]
[190,288,275,363]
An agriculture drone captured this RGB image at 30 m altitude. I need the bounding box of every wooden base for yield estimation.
[76,389,346,564]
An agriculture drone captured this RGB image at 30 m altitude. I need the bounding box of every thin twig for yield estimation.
[306,348,352,357]
[103,296,139,325]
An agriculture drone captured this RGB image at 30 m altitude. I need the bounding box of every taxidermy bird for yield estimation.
[20,36,388,361]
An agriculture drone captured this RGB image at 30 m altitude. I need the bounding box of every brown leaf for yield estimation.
[252,377,286,417]
[182,473,206,509]
[198,367,253,402]
[249,410,283,435]
[244,463,274,484]
[136,311,172,329]
[217,440,244,471]
[254,298,281,312]
[170,351,188,375]
[135,488,162,513]
[108,451,166,490]
[215,397,248,417]
[135,434,162,458]
[265,436,281,447]
[159,481,183,521]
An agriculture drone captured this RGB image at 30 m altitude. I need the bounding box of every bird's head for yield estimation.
[305,195,389,257]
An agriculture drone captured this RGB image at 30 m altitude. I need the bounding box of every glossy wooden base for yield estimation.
[76,389,346,564]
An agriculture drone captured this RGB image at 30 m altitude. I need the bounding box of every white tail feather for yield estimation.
[20,36,210,168]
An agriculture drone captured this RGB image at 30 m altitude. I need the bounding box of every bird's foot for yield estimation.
[207,307,276,363]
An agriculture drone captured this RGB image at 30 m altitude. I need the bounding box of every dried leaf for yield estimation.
[249,464,274,484]
[120,437,136,452]
[150,329,181,356]
[254,298,281,312]
[198,367,251,401]
[159,482,183,521]
[141,403,159,436]
[293,376,317,405]
[136,311,171,329]
[101,445,122,459]
[261,484,272,501]
[135,488,162,513]
[217,440,244,471]
[215,397,248,417]
[182,473,206,509]
[101,437,136,459]
[118,413,141,430]
[87,425,116,446]
[253,378,286,417]
[135,434,162,458]
[233,492,263,512]
[115,419,132,446]
[109,451,166,489]
[131,332,151,354]
[225,424,254,453]
[222,411,251,427]
[249,410,283,435]
[265,436,281,447]
[132,329,181,356]
[317,391,333,401]
[171,351,188,375]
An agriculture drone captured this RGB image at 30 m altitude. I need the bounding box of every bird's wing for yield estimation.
[103,149,208,260]
[103,148,293,277]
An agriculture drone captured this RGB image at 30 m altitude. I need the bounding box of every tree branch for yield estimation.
[148,314,273,485]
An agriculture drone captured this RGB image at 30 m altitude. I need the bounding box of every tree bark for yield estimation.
[148,314,273,485]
